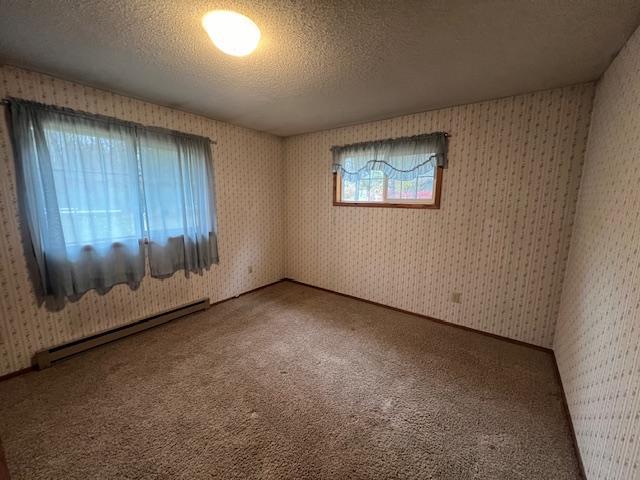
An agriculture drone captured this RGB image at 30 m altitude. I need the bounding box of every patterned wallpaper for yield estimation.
[554,25,640,480]
[284,85,594,348]
[0,66,285,376]
[1,29,637,477]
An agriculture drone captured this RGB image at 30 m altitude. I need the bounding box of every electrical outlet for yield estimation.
[248,265,253,274]
[451,292,461,304]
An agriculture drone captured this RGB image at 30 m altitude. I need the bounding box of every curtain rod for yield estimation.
[330,131,450,152]
[1,97,217,145]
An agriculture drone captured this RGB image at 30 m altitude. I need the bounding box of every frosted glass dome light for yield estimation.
[202,10,261,57]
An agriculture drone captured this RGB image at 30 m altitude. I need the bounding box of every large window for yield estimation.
[332,133,448,209]
[8,99,218,303]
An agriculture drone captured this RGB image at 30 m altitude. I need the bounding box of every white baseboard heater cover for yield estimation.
[34,297,210,370]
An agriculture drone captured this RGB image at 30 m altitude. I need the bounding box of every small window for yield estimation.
[335,168,442,207]
[332,133,448,209]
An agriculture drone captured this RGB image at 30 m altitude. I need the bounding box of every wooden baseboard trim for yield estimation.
[209,279,286,308]
[0,367,35,384]
[551,353,587,479]
[0,279,287,383]
[282,277,552,353]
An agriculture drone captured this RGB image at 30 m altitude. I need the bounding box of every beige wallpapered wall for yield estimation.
[0,66,285,376]
[554,26,640,480]
[284,85,595,348]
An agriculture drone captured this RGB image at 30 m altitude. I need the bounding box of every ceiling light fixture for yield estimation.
[202,10,261,57]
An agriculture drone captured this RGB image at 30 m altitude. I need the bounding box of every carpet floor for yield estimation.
[0,281,581,479]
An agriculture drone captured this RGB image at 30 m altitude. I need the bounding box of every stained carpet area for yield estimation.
[0,281,581,479]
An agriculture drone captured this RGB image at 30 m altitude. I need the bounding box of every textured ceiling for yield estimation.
[1,0,639,136]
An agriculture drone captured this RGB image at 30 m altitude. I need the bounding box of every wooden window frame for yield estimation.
[333,166,443,209]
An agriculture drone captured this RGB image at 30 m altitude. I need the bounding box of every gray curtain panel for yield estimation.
[331,132,448,182]
[9,101,146,305]
[137,129,219,278]
[7,99,219,306]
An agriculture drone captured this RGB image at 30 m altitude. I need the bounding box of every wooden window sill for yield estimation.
[333,201,440,209]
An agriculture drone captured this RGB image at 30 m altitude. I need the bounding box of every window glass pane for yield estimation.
[357,177,370,201]
[340,171,386,202]
[341,177,356,201]
[417,176,434,200]
[388,178,418,200]
[422,163,436,177]
[387,179,402,199]
[401,179,417,199]
[370,176,384,201]
[139,140,187,237]
[44,123,143,249]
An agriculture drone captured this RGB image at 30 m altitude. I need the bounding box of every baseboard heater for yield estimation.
[34,297,210,370]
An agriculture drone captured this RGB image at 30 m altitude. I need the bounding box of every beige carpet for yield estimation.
[0,281,581,479]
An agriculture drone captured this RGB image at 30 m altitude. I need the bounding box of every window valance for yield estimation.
[331,132,448,182]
